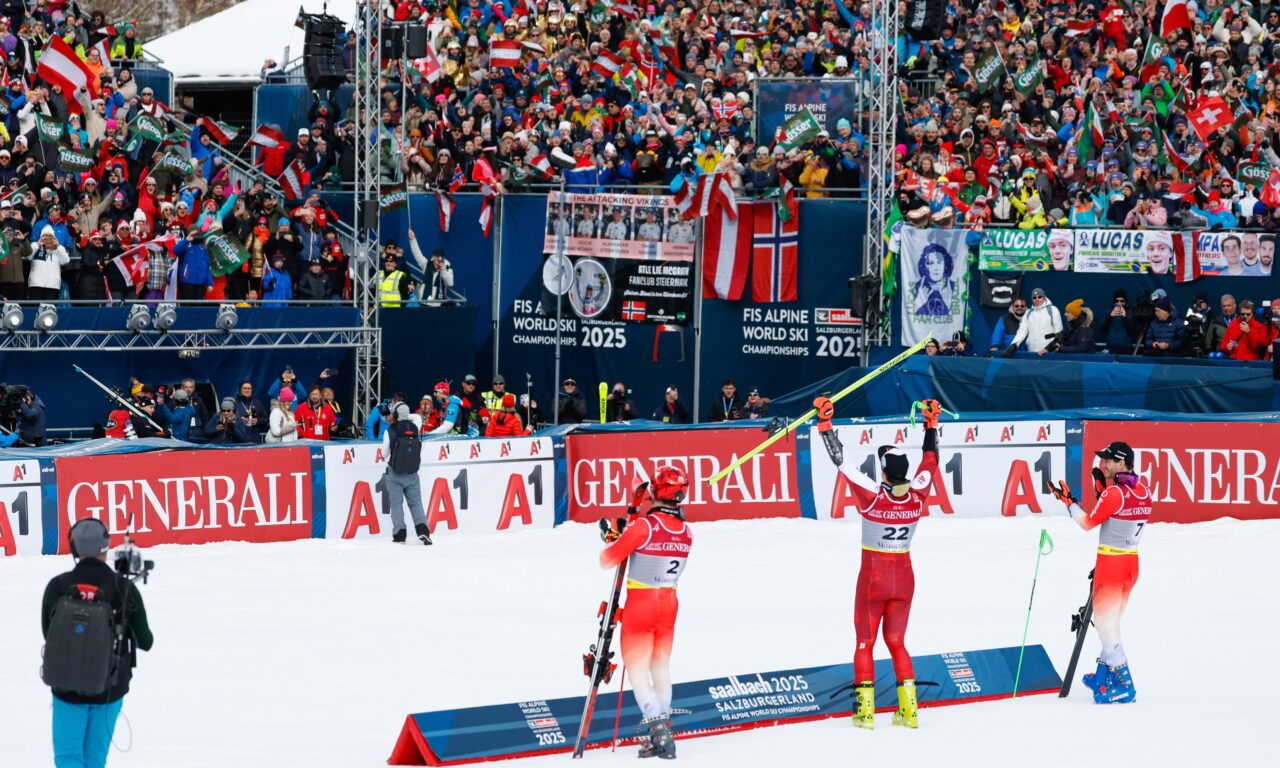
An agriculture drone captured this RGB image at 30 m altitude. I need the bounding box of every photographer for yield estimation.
[407,229,453,301]
[1098,289,1137,354]
[1220,299,1269,361]
[204,397,251,444]
[16,386,46,446]
[26,225,69,301]
[557,378,587,424]
[42,519,153,768]
[606,381,639,423]
[940,331,976,357]
[0,217,30,299]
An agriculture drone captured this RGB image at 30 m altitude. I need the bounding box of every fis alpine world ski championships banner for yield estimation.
[565,427,801,522]
[322,437,555,539]
[542,193,695,326]
[809,420,1068,519]
[1082,421,1280,523]
[0,459,43,557]
[754,78,862,147]
[388,645,1061,765]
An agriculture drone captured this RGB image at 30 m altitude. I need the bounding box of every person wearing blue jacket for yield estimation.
[988,297,1028,354]
[173,228,213,301]
[156,389,200,442]
[189,121,224,181]
[261,253,293,307]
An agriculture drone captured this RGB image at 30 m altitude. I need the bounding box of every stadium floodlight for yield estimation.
[34,303,58,332]
[153,303,177,332]
[215,303,238,332]
[2,302,23,332]
[126,304,151,333]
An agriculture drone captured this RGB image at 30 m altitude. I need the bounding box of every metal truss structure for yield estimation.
[0,328,376,353]
[863,0,899,351]
[352,0,385,424]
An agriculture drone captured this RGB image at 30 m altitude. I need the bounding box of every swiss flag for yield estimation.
[1159,0,1194,38]
[1188,97,1233,143]
[414,46,442,83]
[113,247,150,287]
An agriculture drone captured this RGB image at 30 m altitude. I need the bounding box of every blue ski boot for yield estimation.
[1108,664,1136,703]
[1082,660,1108,694]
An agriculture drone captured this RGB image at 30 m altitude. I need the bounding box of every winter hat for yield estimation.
[837,118,851,131]
[1065,299,1084,317]
[69,518,110,558]
[220,397,236,410]
[501,393,516,409]
[172,389,190,403]
[1155,296,1174,313]
[278,217,290,228]
[40,225,54,238]
[278,387,295,403]
[434,381,451,396]
[1030,287,1047,300]
[1113,288,1128,301]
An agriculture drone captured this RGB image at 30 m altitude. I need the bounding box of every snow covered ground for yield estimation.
[2,516,1277,767]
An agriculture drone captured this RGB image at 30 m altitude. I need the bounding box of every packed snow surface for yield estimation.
[2,516,1277,766]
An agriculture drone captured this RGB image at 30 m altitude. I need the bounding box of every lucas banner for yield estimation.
[542,193,694,325]
[1071,229,1178,275]
[754,79,861,148]
[1192,231,1275,276]
[565,427,802,522]
[808,420,1068,519]
[899,226,970,345]
[977,229,1069,271]
[321,437,555,540]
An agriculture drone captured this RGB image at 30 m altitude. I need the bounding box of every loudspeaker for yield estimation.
[305,15,347,90]
[361,199,380,230]
[405,25,427,60]
[849,275,880,319]
[381,24,404,60]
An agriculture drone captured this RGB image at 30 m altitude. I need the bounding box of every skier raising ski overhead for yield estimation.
[1049,441,1151,704]
[814,397,944,730]
[598,466,693,759]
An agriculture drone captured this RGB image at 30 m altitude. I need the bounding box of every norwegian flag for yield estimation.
[247,125,287,149]
[1175,232,1201,283]
[1189,97,1233,143]
[449,164,466,193]
[529,154,553,179]
[621,300,647,321]
[591,50,624,79]
[278,158,309,200]
[711,100,739,121]
[435,190,455,233]
[489,40,523,68]
[479,194,495,238]
[413,46,443,83]
[35,35,98,112]
[752,201,800,302]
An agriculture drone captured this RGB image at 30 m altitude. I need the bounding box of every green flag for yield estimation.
[206,231,251,277]
[379,182,409,214]
[2,184,28,205]
[130,113,165,143]
[57,146,95,172]
[1076,101,1103,160]
[0,230,10,266]
[1012,53,1044,98]
[35,113,64,144]
[156,152,196,178]
[881,201,903,299]
[1237,161,1271,187]
[123,131,145,154]
[973,48,1006,94]
[777,107,822,151]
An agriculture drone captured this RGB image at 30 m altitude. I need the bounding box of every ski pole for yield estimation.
[72,365,167,435]
[611,667,626,751]
[1013,528,1054,698]
[708,337,932,485]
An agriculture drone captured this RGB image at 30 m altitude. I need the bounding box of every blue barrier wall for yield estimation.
[256,83,355,144]
[130,65,174,107]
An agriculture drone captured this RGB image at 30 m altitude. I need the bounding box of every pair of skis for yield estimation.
[1059,569,1094,698]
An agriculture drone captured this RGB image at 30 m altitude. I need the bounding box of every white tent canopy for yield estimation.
[148,0,359,84]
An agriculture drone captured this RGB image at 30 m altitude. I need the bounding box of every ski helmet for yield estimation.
[877,446,910,483]
[649,466,689,504]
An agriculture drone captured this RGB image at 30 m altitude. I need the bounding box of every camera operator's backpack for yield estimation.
[389,419,423,475]
[41,582,122,697]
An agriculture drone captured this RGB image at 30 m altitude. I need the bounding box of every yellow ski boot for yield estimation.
[892,679,918,729]
[853,682,876,729]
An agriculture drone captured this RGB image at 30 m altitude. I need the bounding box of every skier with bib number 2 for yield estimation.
[599,466,693,759]
[815,397,944,730]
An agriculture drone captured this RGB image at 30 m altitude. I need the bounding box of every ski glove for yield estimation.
[1049,479,1077,506]
[628,482,650,514]
[813,396,835,432]
[1001,344,1016,358]
[1091,467,1107,499]
[599,516,628,543]
[919,399,943,430]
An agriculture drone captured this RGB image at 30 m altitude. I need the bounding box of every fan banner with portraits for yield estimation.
[1071,229,1179,275]
[899,226,971,346]
[1192,231,1276,277]
[977,229,1071,272]
[541,193,695,325]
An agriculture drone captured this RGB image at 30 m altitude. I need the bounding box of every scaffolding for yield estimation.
[863,0,899,351]
[352,0,386,423]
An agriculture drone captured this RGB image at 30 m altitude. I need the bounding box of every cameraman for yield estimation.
[606,381,639,422]
[1097,289,1137,354]
[42,519,153,768]
[17,386,46,445]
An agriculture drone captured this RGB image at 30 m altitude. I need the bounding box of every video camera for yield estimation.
[113,536,155,584]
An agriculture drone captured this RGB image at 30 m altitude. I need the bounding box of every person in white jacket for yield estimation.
[26,226,69,300]
[266,387,299,444]
[408,228,453,302]
[1006,287,1064,356]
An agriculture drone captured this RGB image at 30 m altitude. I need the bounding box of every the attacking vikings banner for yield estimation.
[542,193,695,325]
[1192,231,1275,277]
[899,227,970,345]
[1071,229,1178,275]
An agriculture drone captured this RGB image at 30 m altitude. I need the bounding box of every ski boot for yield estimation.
[852,682,875,730]
[638,717,675,759]
[1081,660,1108,694]
[1107,664,1136,703]
[391,528,407,544]
[415,523,433,546]
[892,679,918,729]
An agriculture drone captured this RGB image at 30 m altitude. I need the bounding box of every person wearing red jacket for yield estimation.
[294,387,337,440]
[484,394,525,437]
[1220,300,1271,360]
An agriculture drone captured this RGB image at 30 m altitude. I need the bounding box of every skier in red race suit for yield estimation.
[1050,441,1151,704]
[599,466,692,760]
[814,397,944,730]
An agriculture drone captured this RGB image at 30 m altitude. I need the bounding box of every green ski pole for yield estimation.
[1013,528,1054,699]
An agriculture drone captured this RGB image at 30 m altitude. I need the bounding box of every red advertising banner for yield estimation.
[566,428,800,522]
[1082,421,1280,523]
[56,447,314,550]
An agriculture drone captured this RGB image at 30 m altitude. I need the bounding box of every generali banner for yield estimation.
[54,447,315,550]
[1082,421,1280,523]
[565,428,801,522]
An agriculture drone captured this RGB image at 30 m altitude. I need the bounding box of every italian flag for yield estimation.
[1076,102,1104,159]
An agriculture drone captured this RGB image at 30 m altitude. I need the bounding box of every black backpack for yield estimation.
[389,421,423,474]
[41,584,123,697]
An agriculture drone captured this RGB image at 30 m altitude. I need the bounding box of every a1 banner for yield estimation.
[1082,421,1280,522]
[565,428,801,522]
[54,447,314,550]
[322,437,555,539]
[809,421,1066,519]
[0,459,42,556]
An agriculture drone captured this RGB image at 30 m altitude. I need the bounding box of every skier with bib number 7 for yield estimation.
[814,397,945,730]
[598,467,693,759]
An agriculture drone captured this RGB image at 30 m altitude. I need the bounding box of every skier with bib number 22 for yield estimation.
[815,397,944,730]
[599,466,693,759]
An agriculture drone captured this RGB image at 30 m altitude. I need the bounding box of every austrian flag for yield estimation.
[489,40,523,68]
[591,50,624,79]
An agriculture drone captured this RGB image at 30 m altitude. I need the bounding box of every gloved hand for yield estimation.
[1001,344,1016,359]
[628,482,649,513]
[1048,479,1077,506]
[813,395,835,432]
[1091,467,1107,498]
[919,399,943,430]
[599,516,627,543]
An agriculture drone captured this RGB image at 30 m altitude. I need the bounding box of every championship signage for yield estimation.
[322,437,555,540]
[54,448,315,550]
[1192,231,1274,276]
[0,459,42,557]
[542,193,694,325]
[1082,421,1280,523]
[735,306,862,360]
[565,427,802,522]
[754,79,861,148]
[808,420,1068,519]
